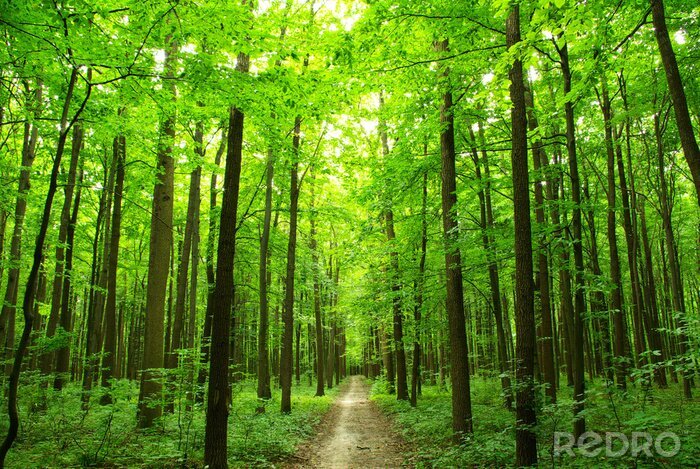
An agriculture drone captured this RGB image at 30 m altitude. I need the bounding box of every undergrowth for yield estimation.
[0,371,338,468]
[371,375,700,468]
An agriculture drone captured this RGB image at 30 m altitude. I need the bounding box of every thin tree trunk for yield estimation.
[197,132,226,401]
[54,161,84,390]
[524,85,556,403]
[0,81,42,366]
[599,82,626,387]
[654,112,692,398]
[0,67,84,466]
[411,170,428,407]
[257,146,274,400]
[557,41,586,440]
[310,175,325,397]
[40,122,83,378]
[100,128,126,404]
[469,123,512,408]
[281,115,301,413]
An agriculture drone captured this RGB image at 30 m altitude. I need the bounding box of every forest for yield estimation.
[0,0,699,467]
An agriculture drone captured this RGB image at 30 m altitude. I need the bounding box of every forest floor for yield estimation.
[285,375,410,468]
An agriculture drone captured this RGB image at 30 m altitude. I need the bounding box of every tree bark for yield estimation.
[100,128,126,403]
[197,132,226,401]
[436,38,473,439]
[654,112,692,398]
[257,146,274,400]
[137,37,177,427]
[469,123,512,408]
[0,67,84,467]
[310,175,325,397]
[281,116,301,413]
[204,50,249,468]
[557,41,586,440]
[650,0,700,204]
[0,81,42,366]
[40,122,83,377]
[507,7,537,465]
[599,82,626,388]
[524,85,556,403]
[411,170,428,407]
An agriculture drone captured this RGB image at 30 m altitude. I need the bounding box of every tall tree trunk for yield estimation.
[137,37,177,427]
[84,135,117,404]
[599,82,626,388]
[100,128,126,404]
[204,50,249,468]
[650,0,700,204]
[40,122,82,378]
[257,146,274,400]
[507,7,537,465]
[524,85,556,403]
[197,132,226,401]
[168,159,202,369]
[411,170,428,407]
[0,67,84,466]
[281,116,301,413]
[654,112,692,398]
[616,123,645,370]
[384,210,408,400]
[581,181,612,382]
[469,123,512,408]
[436,38,473,438]
[0,81,42,366]
[638,199,667,387]
[310,175,325,397]
[557,41,586,440]
[54,166,84,390]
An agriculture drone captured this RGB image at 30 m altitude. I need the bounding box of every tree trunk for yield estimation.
[257,146,274,400]
[557,41,586,440]
[197,132,226,401]
[54,154,84,390]
[204,50,249,468]
[100,128,126,404]
[436,38,473,438]
[650,0,700,204]
[469,123,512,408]
[524,85,556,403]
[168,157,202,369]
[310,175,325,397]
[281,116,301,413]
[599,82,626,388]
[411,170,428,407]
[137,37,177,427]
[507,7,537,465]
[40,122,83,378]
[0,81,42,367]
[654,112,692,398]
[0,68,83,466]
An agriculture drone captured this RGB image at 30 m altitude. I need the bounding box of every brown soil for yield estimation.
[284,375,410,468]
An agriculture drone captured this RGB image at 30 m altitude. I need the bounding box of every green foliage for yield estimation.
[1,376,338,467]
[372,378,700,468]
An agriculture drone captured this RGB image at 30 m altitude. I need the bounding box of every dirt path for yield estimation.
[287,375,409,468]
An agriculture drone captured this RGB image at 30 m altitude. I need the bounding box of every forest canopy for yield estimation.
[0,0,699,467]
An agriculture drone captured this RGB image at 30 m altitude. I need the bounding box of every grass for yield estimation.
[2,371,338,467]
[371,374,700,468]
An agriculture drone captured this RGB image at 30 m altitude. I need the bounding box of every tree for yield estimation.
[507,5,537,465]
[436,38,473,439]
[204,49,250,467]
